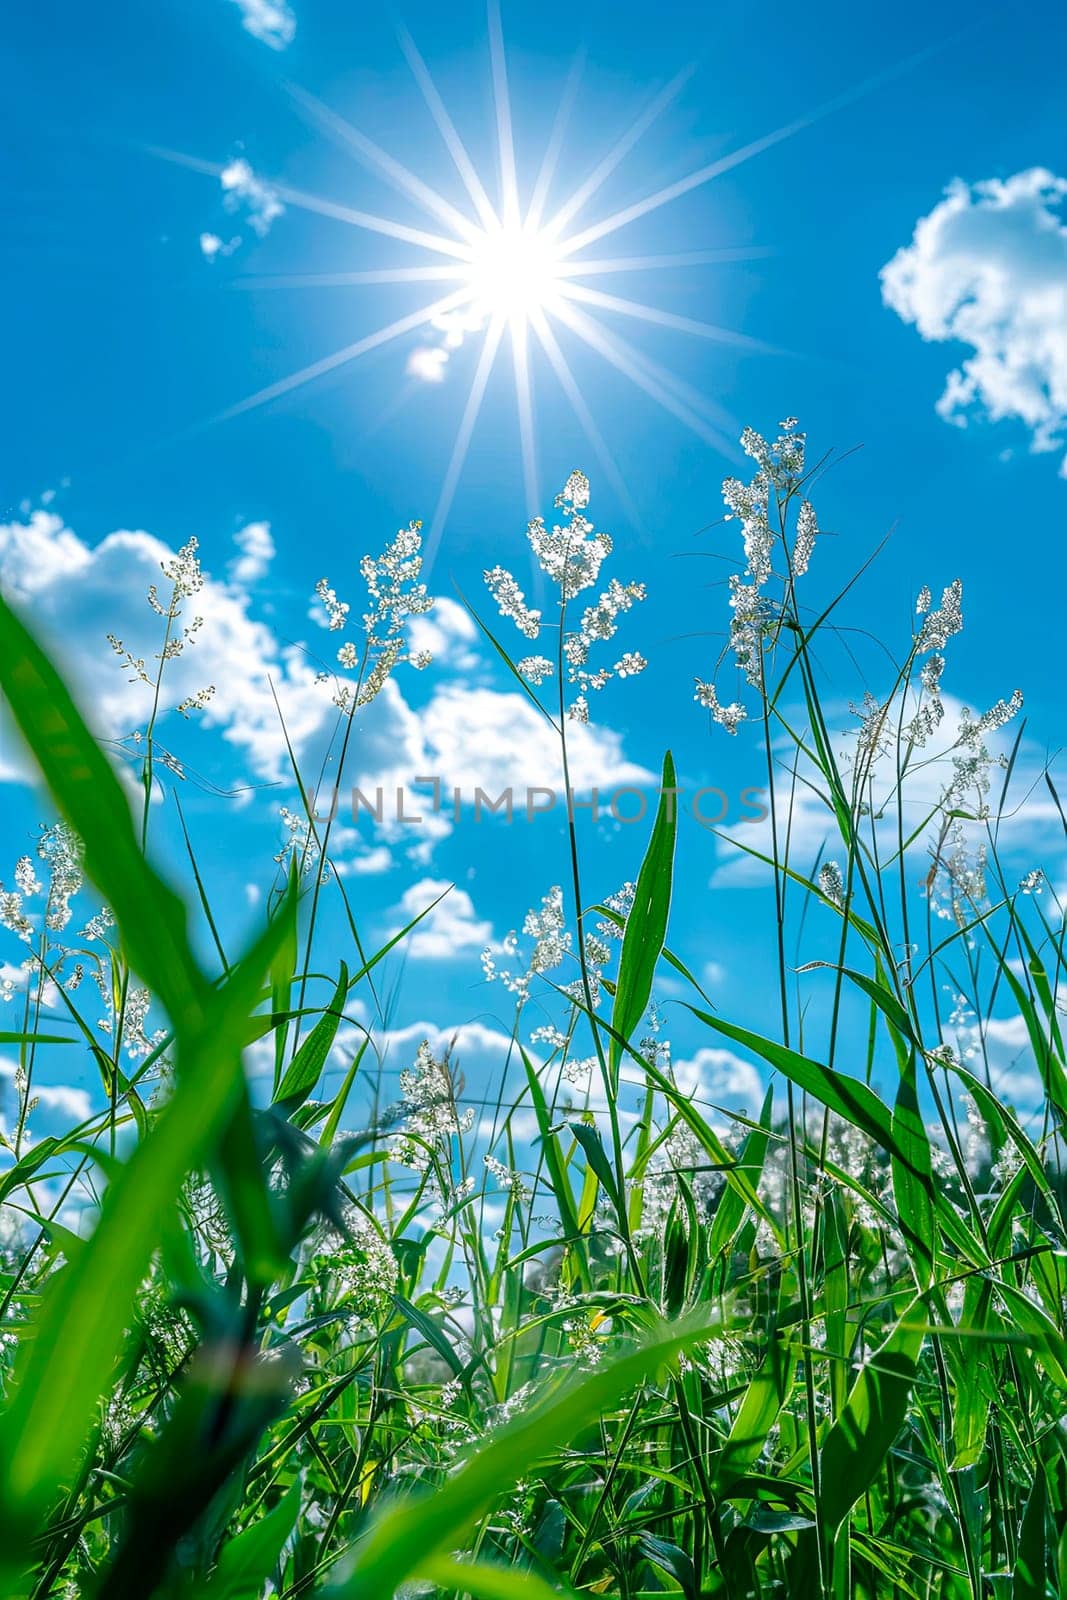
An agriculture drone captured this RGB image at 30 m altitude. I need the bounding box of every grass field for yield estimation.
[1,420,1064,1599]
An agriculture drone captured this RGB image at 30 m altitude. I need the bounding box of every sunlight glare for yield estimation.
[464,222,563,325]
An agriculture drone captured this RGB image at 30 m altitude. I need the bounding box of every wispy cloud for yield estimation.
[882,168,1067,474]
[220,158,284,238]
[388,878,493,961]
[227,0,296,51]
[228,521,275,585]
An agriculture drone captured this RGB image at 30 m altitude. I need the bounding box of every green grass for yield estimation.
[0,421,1064,1599]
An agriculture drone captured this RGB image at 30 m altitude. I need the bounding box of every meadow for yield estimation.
[0,417,1064,1599]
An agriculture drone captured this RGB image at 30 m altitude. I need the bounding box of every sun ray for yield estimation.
[561,307,739,437]
[159,16,827,529]
[543,64,695,242]
[268,179,474,259]
[558,281,782,354]
[234,266,472,290]
[396,24,500,233]
[215,287,474,424]
[143,142,472,259]
[284,82,483,245]
[550,298,735,451]
[487,0,520,227]
[558,43,953,258]
[529,308,638,519]
[424,316,508,574]
[524,49,585,233]
[557,245,775,276]
[510,318,539,516]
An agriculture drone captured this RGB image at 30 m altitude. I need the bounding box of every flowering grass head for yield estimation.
[316,519,435,712]
[484,470,647,722]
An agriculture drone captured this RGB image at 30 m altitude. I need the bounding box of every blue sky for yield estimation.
[2,0,1065,1132]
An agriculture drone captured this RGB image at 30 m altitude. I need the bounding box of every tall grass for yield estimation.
[0,420,1064,1599]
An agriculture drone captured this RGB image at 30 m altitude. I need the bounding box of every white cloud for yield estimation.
[0,511,326,784]
[881,168,1067,471]
[408,597,479,672]
[710,690,1061,889]
[227,0,296,49]
[407,347,450,384]
[0,1059,91,1124]
[672,1046,764,1114]
[414,683,653,797]
[0,513,652,876]
[344,1019,524,1096]
[388,878,493,961]
[335,843,393,877]
[220,158,284,239]
[199,232,239,262]
[228,521,275,585]
[404,308,489,383]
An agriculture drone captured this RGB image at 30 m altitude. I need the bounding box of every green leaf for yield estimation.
[392,1294,467,1383]
[636,1533,696,1598]
[0,591,207,1027]
[0,1138,62,1205]
[890,1053,936,1291]
[1014,1462,1048,1600]
[197,1476,304,1600]
[568,1120,623,1214]
[0,904,297,1567]
[419,1555,583,1600]
[326,1311,716,1598]
[273,962,349,1112]
[689,1005,985,1267]
[713,1335,797,1494]
[610,750,677,1081]
[0,1032,73,1047]
[819,1310,925,1531]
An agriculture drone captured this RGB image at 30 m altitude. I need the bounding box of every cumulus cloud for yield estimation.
[220,158,284,239]
[228,521,275,585]
[710,690,1061,890]
[405,308,488,383]
[407,597,479,672]
[881,168,1067,472]
[672,1046,764,1114]
[0,510,327,785]
[199,231,240,262]
[227,0,296,49]
[387,878,493,961]
[0,1059,91,1125]
[406,347,449,384]
[0,512,649,879]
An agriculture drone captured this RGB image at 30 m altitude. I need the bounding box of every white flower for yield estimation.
[485,567,541,639]
[517,654,554,685]
[323,521,436,711]
[694,681,746,735]
[326,1206,398,1320]
[315,579,350,631]
[482,886,571,1002]
[38,822,83,933]
[392,1039,473,1169]
[917,580,963,652]
[792,500,818,576]
[13,859,40,898]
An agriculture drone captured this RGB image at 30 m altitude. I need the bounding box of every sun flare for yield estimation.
[155,1,896,568]
[464,223,564,325]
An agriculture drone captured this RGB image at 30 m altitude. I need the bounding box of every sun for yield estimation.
[156,1,905,569]
[464,223,564,326]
